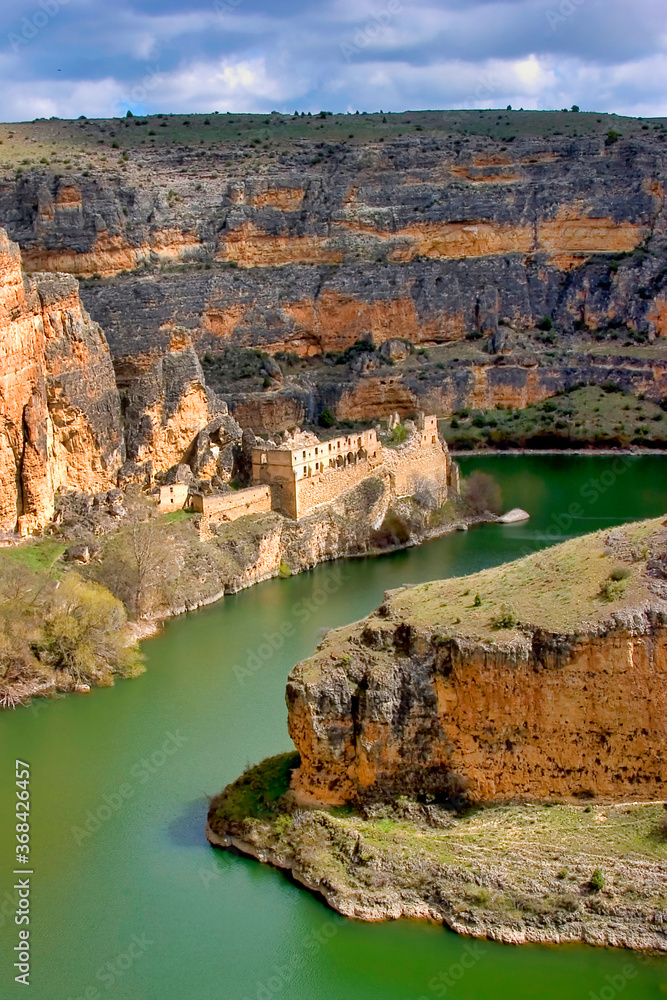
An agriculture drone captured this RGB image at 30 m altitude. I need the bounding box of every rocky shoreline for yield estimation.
[206,767,667,953]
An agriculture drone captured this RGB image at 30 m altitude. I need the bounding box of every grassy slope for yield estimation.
[294,518,666,688]
[2,109,666,174]
[441,386,667,450]
[381,516,664,639]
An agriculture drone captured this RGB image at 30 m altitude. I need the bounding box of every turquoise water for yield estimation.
[1,455,666,1000]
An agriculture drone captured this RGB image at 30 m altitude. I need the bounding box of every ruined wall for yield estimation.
[192,484,271,521]
[0,228,124,533]
[158,482,189,511]
[293,456,387,520]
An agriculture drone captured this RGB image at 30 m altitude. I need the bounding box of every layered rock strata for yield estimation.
[287,517,667,806]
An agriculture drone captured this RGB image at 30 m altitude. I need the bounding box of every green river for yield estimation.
[2,455,667,1000]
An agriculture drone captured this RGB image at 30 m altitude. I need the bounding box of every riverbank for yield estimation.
[207,754,667,953]
[0,477,489,706]
[440,385,667,453]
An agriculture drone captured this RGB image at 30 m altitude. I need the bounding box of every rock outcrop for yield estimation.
[0,228,124,533]
[117,328,240,481]
[286,517,667,807]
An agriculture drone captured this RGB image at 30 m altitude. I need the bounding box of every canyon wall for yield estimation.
[1,129,666,528]
[216,353,667,433]
[286,519,667,806]
[0,229,124,533]
[0,133,664,364]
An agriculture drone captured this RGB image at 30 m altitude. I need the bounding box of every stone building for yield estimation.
[252,415,451,519]
[189,485,271,522]
[157,482,189,511]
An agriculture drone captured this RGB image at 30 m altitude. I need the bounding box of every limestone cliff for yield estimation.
[117,328,239,481]
[286,517,667,807]
[0,229,124,533]
[2,129,665,358]
[2,124,666,437]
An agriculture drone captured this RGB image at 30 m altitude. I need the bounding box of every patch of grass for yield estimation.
[162,509,194,523]
[210,751,300,823]
[1,538,66,573]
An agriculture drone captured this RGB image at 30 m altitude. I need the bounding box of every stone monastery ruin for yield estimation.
[158,414,455,525]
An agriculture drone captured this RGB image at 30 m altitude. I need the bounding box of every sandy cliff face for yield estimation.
[286,518,667,807]
[0,229,124,533]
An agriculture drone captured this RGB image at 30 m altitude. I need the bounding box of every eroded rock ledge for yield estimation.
[208,518,667,949]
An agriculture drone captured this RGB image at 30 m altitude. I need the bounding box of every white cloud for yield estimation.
[146,56,307,114]
[0,0,665,120]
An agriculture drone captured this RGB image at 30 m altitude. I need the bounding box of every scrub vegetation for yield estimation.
[2,109,665,174]
[442,386,667,451]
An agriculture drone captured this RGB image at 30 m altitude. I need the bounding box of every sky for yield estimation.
[1,0,666,122]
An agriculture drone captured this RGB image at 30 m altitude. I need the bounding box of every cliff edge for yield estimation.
[208,518,667,950]
[287,516,667,806]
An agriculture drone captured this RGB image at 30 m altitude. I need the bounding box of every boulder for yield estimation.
[497,508,530,523]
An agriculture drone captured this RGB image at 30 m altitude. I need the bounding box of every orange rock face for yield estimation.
[22,228,203,279]
[289,628,667,806]
[0,229,124,533]
[287,522,667,807]
[216,223,344,268]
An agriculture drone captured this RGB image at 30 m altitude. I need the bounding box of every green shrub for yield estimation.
[318,407,337,428]
[598,578,626,602]
[390,424,408,445]
[492,605,518,630]
[609,566,631,582]
[590,869,605,892]
[473,593,482,607]
[537,316,553,331]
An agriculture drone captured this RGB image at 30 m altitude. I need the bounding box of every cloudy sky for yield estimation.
[1,0,666,121]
